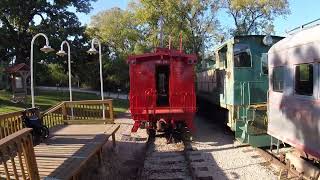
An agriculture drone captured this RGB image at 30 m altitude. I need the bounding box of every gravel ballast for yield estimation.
[190,116,278,180]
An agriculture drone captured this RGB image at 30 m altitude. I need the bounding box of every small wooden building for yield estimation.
[5,63,30,102]
[0,64,6,90]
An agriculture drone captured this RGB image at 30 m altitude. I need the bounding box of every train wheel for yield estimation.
[178,122,192,142]
[147,129,156,139]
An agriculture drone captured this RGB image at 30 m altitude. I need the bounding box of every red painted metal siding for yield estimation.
[128,48,197,132]
[129,61,156,116]
[170,60,196,111]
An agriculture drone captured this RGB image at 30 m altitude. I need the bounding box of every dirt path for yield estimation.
[78,115,148,180]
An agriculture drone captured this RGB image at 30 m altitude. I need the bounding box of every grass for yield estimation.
[0,89,129,115]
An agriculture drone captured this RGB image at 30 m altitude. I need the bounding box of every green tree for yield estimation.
[87,7,144,56]
[224,0,290,35]
[86,1,222,91]
[86,8,142,91]
[0,0,100,90]
[130,0,221,57]
[0,0,96,64]
[48,63,68,85]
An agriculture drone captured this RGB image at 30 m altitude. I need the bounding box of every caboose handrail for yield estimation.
[240,81,266,106]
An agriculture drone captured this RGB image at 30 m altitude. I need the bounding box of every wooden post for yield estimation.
[109,100,114,124]
[112,133,116,147]
[62,102,68,124]
[11,74,16,97]
[26,134,40,180]
[97,148,103,165]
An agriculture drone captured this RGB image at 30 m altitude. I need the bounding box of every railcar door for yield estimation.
[130,61,156,110]
[156,65,170,106]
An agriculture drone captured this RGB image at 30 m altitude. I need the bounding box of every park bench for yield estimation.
[10,92,27,104]
[0,99,120,179]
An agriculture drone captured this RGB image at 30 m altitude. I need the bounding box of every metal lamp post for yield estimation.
[30,33,54,108]
[87,38,105,120]
[57,40,74,119]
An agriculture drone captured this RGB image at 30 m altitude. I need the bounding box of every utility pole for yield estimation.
[159,16,164,47]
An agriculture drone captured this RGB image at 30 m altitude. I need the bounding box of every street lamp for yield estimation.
[30,33,54,108]
[87,38,105,120]
[57,40,74,119]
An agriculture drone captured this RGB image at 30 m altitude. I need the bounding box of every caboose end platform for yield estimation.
[128,48,197,137]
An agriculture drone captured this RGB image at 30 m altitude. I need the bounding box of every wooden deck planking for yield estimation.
[0,124,120,180]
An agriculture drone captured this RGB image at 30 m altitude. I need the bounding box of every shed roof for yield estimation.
[5,63,30,73]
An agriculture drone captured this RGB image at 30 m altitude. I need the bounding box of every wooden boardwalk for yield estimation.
[0,124,120,180]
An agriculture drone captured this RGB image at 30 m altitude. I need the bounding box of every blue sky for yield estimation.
[76,0,320,36]
[76,0,129,25]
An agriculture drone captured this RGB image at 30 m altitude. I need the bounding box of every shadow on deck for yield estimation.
[0,100,123,180]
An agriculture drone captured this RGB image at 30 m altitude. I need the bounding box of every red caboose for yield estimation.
[128,48,197,135]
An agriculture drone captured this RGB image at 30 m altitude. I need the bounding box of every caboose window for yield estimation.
[272,67,284,92]
[295,64,313,96]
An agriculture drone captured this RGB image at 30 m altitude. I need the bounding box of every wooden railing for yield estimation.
[0,111,28,139]
[43,99,114,125]
[0,99,114,139]
[64,100,114,123]
[42,102,65,128]
[0,128,39,180]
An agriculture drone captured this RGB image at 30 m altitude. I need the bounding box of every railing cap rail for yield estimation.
[64,99,113,105]
[43,102,65,114]
[0,128,32,149]
[42,99,114,116]
[0,110,24,119]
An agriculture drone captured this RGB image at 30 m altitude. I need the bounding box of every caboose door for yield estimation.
[155,65,170,107]
[129,61,157,111]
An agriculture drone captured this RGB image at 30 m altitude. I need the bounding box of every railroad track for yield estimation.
[257,148,320,180]
[139,130,319,180]
[139,133,215,180]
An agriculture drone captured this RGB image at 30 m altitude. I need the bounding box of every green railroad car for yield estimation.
[197,35,283,147]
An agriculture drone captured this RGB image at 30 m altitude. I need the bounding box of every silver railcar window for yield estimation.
[272,67,284,92]
[295,63,313,96]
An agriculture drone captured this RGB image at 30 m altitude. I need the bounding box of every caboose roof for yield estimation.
[127,48,197,63]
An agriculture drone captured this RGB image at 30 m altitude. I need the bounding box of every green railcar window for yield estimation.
[233,44,251,67]
[272,67,284,92]
[261,53,268,74]
[234,52,251,67]
[295,64,313,96]
[218,46,227,68]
